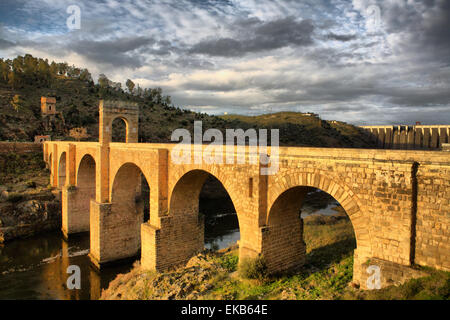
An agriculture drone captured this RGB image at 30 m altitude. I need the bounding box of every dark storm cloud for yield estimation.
[189,17,314,57]
[378,0,450,62]
[326,32,357,42]
[0,38,15,49]
[71,36,156,68]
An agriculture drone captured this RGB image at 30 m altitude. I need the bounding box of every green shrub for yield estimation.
[403,278,424,298]
[218,254,239,272]
[239,256,268,280]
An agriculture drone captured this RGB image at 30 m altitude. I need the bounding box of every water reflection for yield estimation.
[0,232,132,300]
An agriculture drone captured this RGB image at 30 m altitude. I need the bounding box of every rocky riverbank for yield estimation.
[0,152,61,243]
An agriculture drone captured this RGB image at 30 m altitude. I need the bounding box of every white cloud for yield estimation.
[0,0,449,124]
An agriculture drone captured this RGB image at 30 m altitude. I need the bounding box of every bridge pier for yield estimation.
[89,198,144,269]
[61,186,91,238]
[260,186,308,274]
[141,214,204,272]
[260,222,306,274]
[353,252,428,289]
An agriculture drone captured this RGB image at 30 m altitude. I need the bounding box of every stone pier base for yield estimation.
[354,256,428,290]
[61,186,90,238]
[141,214,204,272]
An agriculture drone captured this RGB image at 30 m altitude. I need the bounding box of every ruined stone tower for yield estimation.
[40,96,65,133]
[41,97,57,115]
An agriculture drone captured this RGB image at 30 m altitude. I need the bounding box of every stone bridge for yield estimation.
[43,101,450,289]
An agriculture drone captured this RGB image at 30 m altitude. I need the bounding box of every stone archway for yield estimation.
[58,152,67,188]
[143,169,241,271]
[91,162,149,264]
[75,154,96,230]
[265,171,372,284]
[99,100,139,144]
[170,170,240,249]
[111,117,128,143]
[62,154,96,237]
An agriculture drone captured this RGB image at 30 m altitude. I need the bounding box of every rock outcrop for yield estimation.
[0,190,61,243]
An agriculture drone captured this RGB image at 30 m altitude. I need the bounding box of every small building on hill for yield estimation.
[41,97,57,115]
[34,135,51,143]
[39,96,66,134]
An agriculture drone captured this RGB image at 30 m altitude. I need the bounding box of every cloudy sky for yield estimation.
[0,0,449,125]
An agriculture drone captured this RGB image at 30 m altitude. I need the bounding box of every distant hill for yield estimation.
[0,54,375,148]
[221,112,374,148]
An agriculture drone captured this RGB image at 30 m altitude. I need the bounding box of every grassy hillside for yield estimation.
[0,55,376,148]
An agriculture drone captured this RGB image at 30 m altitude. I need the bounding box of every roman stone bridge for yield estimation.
[43,101,450,289]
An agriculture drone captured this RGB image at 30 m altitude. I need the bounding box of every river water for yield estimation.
[0,190,340,300]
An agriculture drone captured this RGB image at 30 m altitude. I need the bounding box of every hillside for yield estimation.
[0,54,376,148]
[221,112,374,147]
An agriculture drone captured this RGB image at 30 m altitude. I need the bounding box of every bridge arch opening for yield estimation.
[265,185,358,277]
[48,153,52,171]
[58,152,67,188]
[73,154,96,233]
[108,162,150,260]
[170,170,240,252]
[111,117,128,143]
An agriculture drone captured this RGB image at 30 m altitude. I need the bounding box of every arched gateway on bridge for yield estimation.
[43,100,450,289]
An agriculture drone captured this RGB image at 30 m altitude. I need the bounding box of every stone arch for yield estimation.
[99,100,139,144]
[160,169,241,267]
[75,152,96,181]
[110,116,129,143]
[170,167,243,218]
[58,152,67,188]
[264,171,372,275]
[170,170,237,215]
[77,154,96,188]
[170,169,240,238]
[72,154,96,233]
[106,162,150,261]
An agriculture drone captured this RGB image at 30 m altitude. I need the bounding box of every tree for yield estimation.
[69,127,89,141]
[98,74,110,88]
[37,59,51,86]
[136,84,143,97]
[0,59,10,83]
[79,69,92,82]
[10,95,22,112]
[126,79,135,94]
[50,61,58,75]
[163,95,172,106]
[57,62,69,76]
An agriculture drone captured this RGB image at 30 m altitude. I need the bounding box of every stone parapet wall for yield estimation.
[360,125,450,150]
[0,142,42,154]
